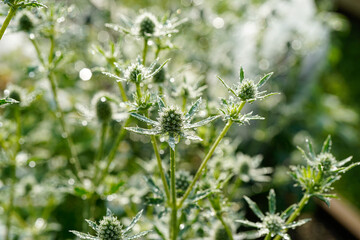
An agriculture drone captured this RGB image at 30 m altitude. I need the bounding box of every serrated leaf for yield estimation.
[69,231,98,240]
[235,219,260,228]
[126,230,151,239]
[85,220,98,231]
[123,210,143,234]
[0,98,18,106]
[314,194,331,207]
[239,66,245,83]
[217,76,237,97]
[321,135,332,153]
[286,218,311,228]
[146,59,170,78]
[306,139,316,158]
[185,98,202,121]
[125,127,161,136]
[257,72,273,88]
[243,196,265,219]
[105,23,131,34]
[268,189,276,214]
[102,71,126,82]
[145,197,164,205]
[130,113,159,126]
[181,132,202,141]
[186,115,219,129]
[106,208,112,217]
[281,204,296,220]
[157,97,166,110]
[144,176,164,197]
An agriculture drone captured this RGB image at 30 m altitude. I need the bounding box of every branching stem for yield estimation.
[0,4,18,40]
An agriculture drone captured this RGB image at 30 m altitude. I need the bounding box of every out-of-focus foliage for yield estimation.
[1,0,360,239]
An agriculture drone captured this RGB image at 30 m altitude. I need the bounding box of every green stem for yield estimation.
[181,96,187,112]
[111,64,128,102]
[264,233,272,240]
[273,193,310,240]
[210,198,234,240]
[142,38,148,65]
[151,135,171,202]
[96,117,131,185]
[170,147,177,240]
[0,5,18,40]
[136,82,142,99]
[29,37,45,66]
[178,119,234,209]
[5,106,21,240]
[94,122,108,180]
[155,46,161,59]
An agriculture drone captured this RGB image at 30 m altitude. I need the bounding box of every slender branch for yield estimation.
[111,63,128,102]
[96,117,131,185]
[273,193,310,240]
[170,147,177,240]
[142,38,149,65]
[151,135,171,201]
[94,122,108,181]
[210,198,234,240]
[178,120,233,208]
[0,5,18,40]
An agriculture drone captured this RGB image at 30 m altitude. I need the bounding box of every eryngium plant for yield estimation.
[70,209,150,240]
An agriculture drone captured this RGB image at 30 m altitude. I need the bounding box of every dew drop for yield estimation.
[61,132,68,138]
[81,120,88,126]
[68,178,75,185]
[35,218,46,229]
[29,161,36,168]
[79,68,92,81]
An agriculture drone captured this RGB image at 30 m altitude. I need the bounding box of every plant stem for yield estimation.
[111,63,128,102]
[0,5,18,40]
[96,117,131,185]
[181,96,187,112]
[273,193,310,240]
[5,106,21,240]
[210,198,234,240]
[94,122,108,181]
[151,135,171,201]
[142,38,149,65]
[178,120,234,209]
[170,147,177,240]
[264,233,272,240]
[136,82,142,99]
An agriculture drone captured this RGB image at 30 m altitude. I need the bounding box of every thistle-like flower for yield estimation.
[18,12,35,33]
[4,85,42,108]
[217,67,276,103]
[106,12,186,39]
[125,98,219,150]
[76,92,127,124]
[172,77,207,100]
[235,153,273,183]
[290,136,360,206]
[70,208,150,240]
[102,58,169,84]
[237,189,310,240]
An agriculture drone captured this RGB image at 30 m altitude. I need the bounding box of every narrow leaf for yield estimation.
[286,218,311,229]
[102,71,126,82]
[268,189,276,214]
[146,59,170,78]
[321,135,332,153]
[239,66,245,83]
[157,97,166,110]
[130,113,159,126]
[126,230,151,239]
[168,134,176,151]
[123,210,144,234]
[125,127,161,136]
[235,219,261,228]
[69,231,98,240]
[185,115,219,128]
[257,72,273,88]
[281,204,296,220]
[243,196,265,219]
[217,76,237,97]
[85,220,98,231]
[0,98,18,106]
[106,208,112,217]
[185,98,202,121]
[306,139,316,159]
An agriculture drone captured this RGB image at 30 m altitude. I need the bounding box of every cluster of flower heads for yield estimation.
[237,189,310,240]
[290,136,360,206]
[70,208,150,240]
[126,97,219,150]
[105,12,186,39]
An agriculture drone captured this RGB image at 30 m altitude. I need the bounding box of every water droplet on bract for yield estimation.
[160,150,164,155]
[185,139,191,145]
[57,17,65,23]
[29,161,36,168]
[61,132,68,138]
[35,218,46,230]
[160,137,165,142]
[4,89,9,95]
[68,178,75,185]
[29,71,35,78]
[81,120,88,126]
[18,138,25,145]
[170,78,175,83]
[100,97,106,102]
[212,17,224,29]
[29,33,35,39]
[148,40,154,46]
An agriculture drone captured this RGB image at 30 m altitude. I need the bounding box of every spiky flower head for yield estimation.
[175,170,191,197]
[126,98,219,150]
[290,136,360,206]
[102,59,169,85]
[159,106,184,134]
[136,13,158,38]
[237,189,310,240]
[124,62,148,84]
[9,88,22,102]
[91,92,114,123]
[218,66,276,103]
[18,13,34,33]
[97,215,123,240]
[236,79,258,101]
[70,209,150,240]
